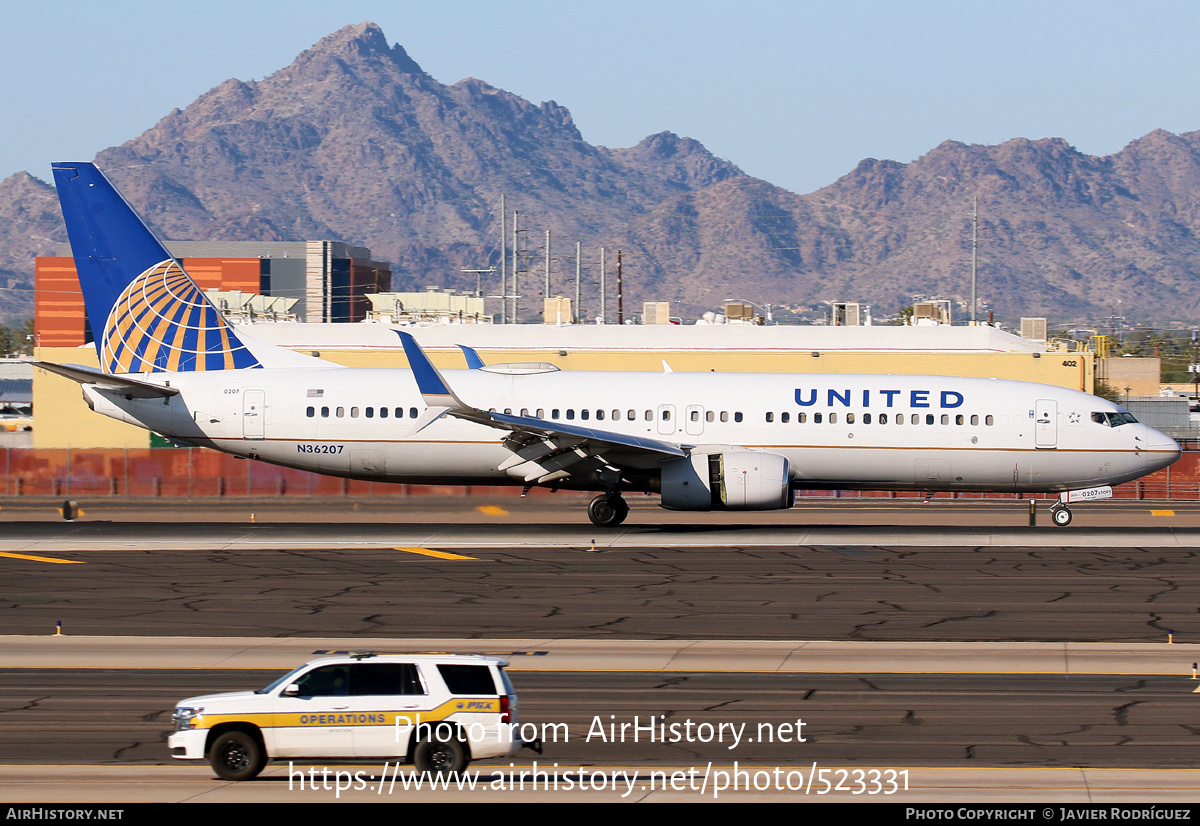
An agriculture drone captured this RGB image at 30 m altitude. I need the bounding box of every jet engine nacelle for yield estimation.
[660,450,792,511]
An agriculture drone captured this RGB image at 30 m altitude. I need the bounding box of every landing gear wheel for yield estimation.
[414,733,469,775]
[588,494,629,527]
[1051,505,1073,527]
[210,730,266,781]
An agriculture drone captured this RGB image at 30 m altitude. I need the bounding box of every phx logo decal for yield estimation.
[101,260,261,374]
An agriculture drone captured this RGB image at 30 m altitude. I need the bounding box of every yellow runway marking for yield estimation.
[1152,510,1176,516]
[476,505,508,516]
[395,547,478,560]
[0,551,84,565]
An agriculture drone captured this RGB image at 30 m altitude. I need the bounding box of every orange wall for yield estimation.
[34,257,88,347]
[2,447,1198,500]
[181,258,260,293]
[35,257,262,347]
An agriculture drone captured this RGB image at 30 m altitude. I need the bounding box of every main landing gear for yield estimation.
[588,493,629,527]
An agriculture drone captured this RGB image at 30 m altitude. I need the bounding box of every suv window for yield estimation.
[291,663,426,696]
[437,664,497,695]
[351,663,425,696]
[294,665,350,696]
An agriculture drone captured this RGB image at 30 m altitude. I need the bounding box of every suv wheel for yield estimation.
[414,735,468,775]
[210,730,266,781]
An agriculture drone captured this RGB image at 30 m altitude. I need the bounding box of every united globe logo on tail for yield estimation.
[102,260,262,374]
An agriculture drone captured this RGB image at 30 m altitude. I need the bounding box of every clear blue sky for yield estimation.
[4,1,1199,195]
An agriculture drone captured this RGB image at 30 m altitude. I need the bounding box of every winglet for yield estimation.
[396,331,470,409]
[458,344,485,369]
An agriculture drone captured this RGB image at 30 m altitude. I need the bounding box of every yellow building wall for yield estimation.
[32,345,1093,449]
[321,347,1093,390]
[33,347,151,449]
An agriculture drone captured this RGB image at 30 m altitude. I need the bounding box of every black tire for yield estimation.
[1052,506,1073,527]
[611,496,629,525]
[588,494,627,527]
[414,734,469,775]
[210,730,266,781]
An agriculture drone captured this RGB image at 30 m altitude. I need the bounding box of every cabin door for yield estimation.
[1035,399,1058,449]
[243,390,265,440]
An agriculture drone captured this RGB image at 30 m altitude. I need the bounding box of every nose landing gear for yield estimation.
[588,493,629,527]
[1048,485,1111,527]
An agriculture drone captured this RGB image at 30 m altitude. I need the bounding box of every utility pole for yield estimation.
[460,267,495,298]
[1193,330,1198,401]
[617,250,623,324]
[599,247,606,323]
[499,195,507,324]
[970,195,978,325]
[511,210,520,323]
[544,229,551,306]
[575,241,582,324]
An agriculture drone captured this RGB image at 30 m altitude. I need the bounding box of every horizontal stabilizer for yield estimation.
[35,362,179,399]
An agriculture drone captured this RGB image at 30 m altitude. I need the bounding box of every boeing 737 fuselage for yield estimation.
[41,162,1181,527]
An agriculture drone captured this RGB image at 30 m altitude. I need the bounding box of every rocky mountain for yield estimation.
[6,21,1200,325]
[0,171,58,324]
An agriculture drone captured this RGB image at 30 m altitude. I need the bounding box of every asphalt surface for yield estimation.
[3,669,1199,770]
[1,536,1199,641]
[4,500,1200,802]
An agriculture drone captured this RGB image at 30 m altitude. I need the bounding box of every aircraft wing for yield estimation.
[35,362,180,399]
[489,411,684,456]
[488,411,685,485]
[397,331,684,485]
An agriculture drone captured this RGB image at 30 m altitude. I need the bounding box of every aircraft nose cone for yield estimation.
[1145,429,1182,471]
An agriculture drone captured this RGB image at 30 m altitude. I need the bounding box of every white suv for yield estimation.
[168,652,524,780]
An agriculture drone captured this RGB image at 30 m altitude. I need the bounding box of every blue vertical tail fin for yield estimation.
[51,162,262,374]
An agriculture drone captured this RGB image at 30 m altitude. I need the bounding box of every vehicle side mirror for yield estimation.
[283,684,300,697]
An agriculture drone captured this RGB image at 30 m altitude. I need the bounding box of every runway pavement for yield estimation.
[3,658,1200,801]
[4,500,1200,803]
[0,533,1198,640]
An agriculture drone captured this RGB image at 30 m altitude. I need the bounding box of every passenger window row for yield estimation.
[767,412,995,426]
[306,406,422,419]
[304,403,998,429]
[486,408,747,423]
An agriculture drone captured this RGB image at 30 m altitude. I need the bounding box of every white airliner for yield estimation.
[41,162,1181,527]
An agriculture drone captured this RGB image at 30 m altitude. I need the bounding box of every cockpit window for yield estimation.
[1093,411,1138,427]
